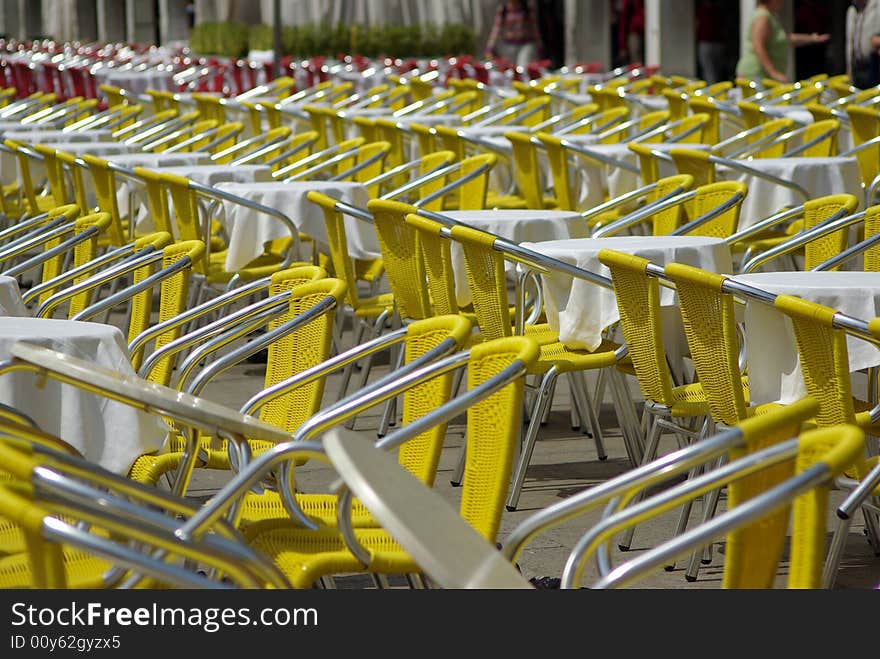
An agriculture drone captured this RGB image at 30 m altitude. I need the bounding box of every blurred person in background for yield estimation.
[737,0,829,83]
[618,0,645,64]
[696,0,727,84]
[846,0,880,89]
[484,0,544,68]
[796,0,831,79]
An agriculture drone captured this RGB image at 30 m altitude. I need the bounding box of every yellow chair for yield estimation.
[504,131,557,209]
[242,335,540,588]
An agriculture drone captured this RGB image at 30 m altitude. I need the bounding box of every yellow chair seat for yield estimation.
[353,292,395,318]
[238,491,378,529]
[243,521,418,589]
[354,258,385,284]
[0,548,113,588]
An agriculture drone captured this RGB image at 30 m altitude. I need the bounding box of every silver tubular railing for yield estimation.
[280,143,369,181]
[129,275,272,360]
[668,191,747,236]
[227,131,292,167]
[271,141,358,180]
[559,139,640,173]
[186,180,300,269]
[723,204,805,248]
[706,152,810,201]
[328,145,390,182]
[34,249,164,318]
[590,189,696,238]
[335,357,531,564]
[739,208,863,273]
[23,242,154,307]
[182,294,339,397]
[71,255,194,323]
[138,290,291,380]
[1,222,103,279]
[812,230,880,271]
[582,440,823,589]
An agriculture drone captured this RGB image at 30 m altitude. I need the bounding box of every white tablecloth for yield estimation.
[520,235,733,351]
[3,129,114,142]
[0,317,167,473]
[733,271,880,405]
[718,156,863,229]
[215,181,374,270]
[445,209,589,308]
[0,276,26,317]
[97,66,176,95]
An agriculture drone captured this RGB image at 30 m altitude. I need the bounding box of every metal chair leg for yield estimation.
[684,455,727,582]
[618,414,664,551]
[506,367,558,511]
[570,371,606,460]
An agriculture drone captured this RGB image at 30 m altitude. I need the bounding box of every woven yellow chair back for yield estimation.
[191,92,225,123]
[54,150,90,213]
[352,116,378,142]
[368,199,431,321]
[31,145,70,205]
[593,107,631,143]
[686,180,748,239]
[340,141,391,197]
[40,211,110,306]
[461,336,539,542]
[448,223,512,341]
[668,147,715,187]
[802,194,859,270]
[599,250,676,406]
[374,118,408,171]
[404,213,460,316]
[457,153,496,210]
[535,132,575,210]
[305,190,366,310]
[129,240,205,377]
[670,113,711,145]
[748,117,796,158]
[687,97,720,143]
[505,131,546,209]
[0,482,66,588]
[132,166,174,235]
[80,154,126,246]
[408,121,436,158]
[516,96,552,128]
[663,262,748,425]
[737,100,767,129]
[399,315,474,484]
[800,119,840,157]
[628,141,662,187]
[772,294,857,428]
[407,150,456,211]
[433,125,467,160]
[161,172,204,253]
[5,139,47,215]
[636,110,670,144]
[845,105,880,189]
[862,204,880,271]
[661,88,688,120]
[260,275,345,436]
[647,173,695,236]
[100,83,126,108]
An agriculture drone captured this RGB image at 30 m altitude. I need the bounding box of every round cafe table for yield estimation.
[0,317,167,474]
[444,209,589,309]
[731,271,880,405]
[215,180,374,270]
[520,235,733,351]
[0,276,27,317]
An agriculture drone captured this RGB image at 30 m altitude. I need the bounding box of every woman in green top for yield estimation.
[736,0,830,83]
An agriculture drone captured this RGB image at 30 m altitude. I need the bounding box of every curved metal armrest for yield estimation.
[740,208,864,273]
[130,276,271,359]
[34,247,164,319]
[781,125,839,158]
[72,254,194,324]
[591,189,695,238]
[413,162,493,208]
[590,448,828,589]
[723,204,804,246]
[840,134,880,158]
[708,154,810,201]
[837,458,880,520]
[812,231,880,271]
[24,242,147,307]
[335,358,530,565]
[669,191,747,236]
[228,132,292,167]
[329,146,390,182]
[181,294,339,397]
[2,222,102,280]
[139,290,291,382]
[562,140,640,173]
[580,182,662,224]
[189,182,300,268]
[279,144,364,181]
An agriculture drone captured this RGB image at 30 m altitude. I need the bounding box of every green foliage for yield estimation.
[189,21,476,59]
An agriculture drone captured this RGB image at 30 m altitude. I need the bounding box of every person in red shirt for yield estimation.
[484,0,544,67]
[618,0,645,64]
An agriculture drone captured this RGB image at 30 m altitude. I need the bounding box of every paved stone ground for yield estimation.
[187,348,880,590]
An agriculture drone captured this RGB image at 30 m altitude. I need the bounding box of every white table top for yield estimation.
[732,271,880,405]
[0,317,167,474]
[718,156,863,229]
[155,164,274,186]
[520,235,733,351]
[4,129,114,142]
[0,276,26,317]
[215,180,374,270]
[445,209,589,309]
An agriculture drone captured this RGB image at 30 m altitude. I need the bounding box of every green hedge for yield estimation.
[191,21,475,58]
